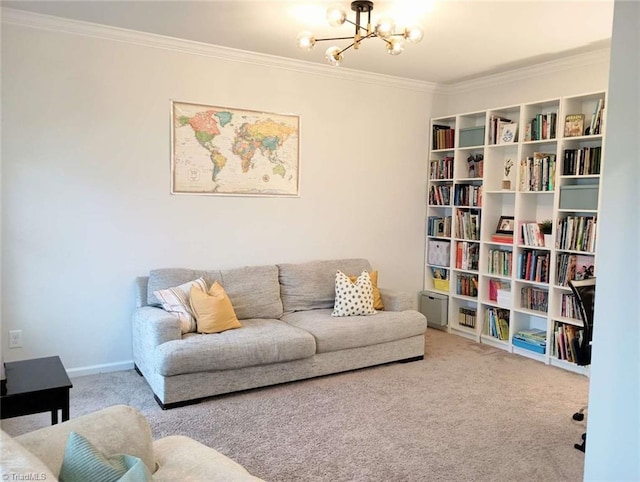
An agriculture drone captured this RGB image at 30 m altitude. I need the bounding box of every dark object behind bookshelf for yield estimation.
[568,277,596,366]
[568,276,596,453]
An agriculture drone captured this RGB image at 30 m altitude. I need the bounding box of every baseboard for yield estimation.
[66,360,134,378]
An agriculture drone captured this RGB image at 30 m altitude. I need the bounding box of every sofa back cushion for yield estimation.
[278,258,372,313]
[220,265,283,320]
[147,268,222,307]
[147,265,283,320]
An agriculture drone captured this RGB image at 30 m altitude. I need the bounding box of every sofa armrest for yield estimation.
[133,306,182,347]
[14,405,156,477]
[379,288,417,312]
[132,306,182,379]
[1,430,57,481]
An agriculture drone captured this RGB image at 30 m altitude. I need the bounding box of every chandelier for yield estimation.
[296,1,424,66]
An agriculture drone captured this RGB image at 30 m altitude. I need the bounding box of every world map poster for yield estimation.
[171,101,300,196]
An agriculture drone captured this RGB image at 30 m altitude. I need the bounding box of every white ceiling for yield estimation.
[1,0,615,84]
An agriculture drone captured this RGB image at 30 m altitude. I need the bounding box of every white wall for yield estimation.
[584,0,640,479]
[1,21,432,373]
[435,49,610,116]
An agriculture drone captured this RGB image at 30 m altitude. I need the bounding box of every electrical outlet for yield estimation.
[9,330,22,348]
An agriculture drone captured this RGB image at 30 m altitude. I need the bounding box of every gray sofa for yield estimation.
[1,405,263,481]
[132,258,427,408]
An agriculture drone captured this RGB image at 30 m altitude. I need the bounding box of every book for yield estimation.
[499,123,517,144]
[564,114,585,137]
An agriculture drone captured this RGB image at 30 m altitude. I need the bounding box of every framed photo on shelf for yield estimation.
[496,215,515,235]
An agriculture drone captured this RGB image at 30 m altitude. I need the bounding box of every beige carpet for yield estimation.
[2,329,589,481]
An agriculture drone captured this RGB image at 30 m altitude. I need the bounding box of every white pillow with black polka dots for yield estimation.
[331,270,376,317]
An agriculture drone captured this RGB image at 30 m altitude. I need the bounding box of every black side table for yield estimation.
[1,356,73,424]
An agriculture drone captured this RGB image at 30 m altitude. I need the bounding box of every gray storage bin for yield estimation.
[459,126,485,147]
[559,185,599,210]
[419,291,448,330]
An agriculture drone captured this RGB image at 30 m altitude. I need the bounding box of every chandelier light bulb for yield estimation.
[404,25,424,44]
[325,46,343,66]
[374,16,396,39]
[296,1,423,67]
[386,37,404,56]
[296,31,316,50]
[326,4,348,27]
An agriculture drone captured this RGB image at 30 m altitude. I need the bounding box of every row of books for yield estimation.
[455,210,480,240]
[456,274,478,297]
[517,249,550,283]
[560,293,584,321]
[458,307,477,328]
[557,216,596,252]
[484,307,510,340]
[551,322,584,363]
[525,113,557,141]
[427,215,452,237]
[520,222,546,247]
[487,249,512,277]
[428,185,452,205]
[521,287,549,313]
[562,147,602,175]
[432,125,454,150]
[513,328,547,352]
[454,184,482,207]
[455,241,479,271]
[429,156,454,180]
[556,253,595,287]
[519,153,556,192]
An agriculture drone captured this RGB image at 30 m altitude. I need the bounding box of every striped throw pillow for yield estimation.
[153,278,207,333]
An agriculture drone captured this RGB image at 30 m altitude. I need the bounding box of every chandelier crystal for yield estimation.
[296,1,423,66]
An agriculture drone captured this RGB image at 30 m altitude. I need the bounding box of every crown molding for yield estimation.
[1,7,438,94]
[443,48,611,95]
[1,8,610,97]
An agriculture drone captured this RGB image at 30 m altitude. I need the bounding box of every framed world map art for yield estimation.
[171,101,300,196]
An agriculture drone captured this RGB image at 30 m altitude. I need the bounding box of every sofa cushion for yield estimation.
[154,319,316,376]
[190,282,242,334]
[281,308,427,353]
[332,271,376,317]
[154,278,208,334]
[59,431,152,482]
[278,258,372,313]
[220,265,283,320]
[148,268,223,307]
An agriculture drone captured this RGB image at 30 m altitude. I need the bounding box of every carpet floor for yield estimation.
[1,329,589,481]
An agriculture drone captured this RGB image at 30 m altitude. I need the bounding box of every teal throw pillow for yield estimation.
[59,431,152,482]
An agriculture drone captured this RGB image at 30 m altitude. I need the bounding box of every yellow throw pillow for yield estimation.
[349,270,384,310]
[189,282,242,334]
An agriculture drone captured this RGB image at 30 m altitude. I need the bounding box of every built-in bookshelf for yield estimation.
[424,91,606,375]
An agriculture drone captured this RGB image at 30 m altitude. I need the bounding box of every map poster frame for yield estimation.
[171,100,301,197]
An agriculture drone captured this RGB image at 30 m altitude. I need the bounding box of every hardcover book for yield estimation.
[564,114,585,137]
[499,123,518,144]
